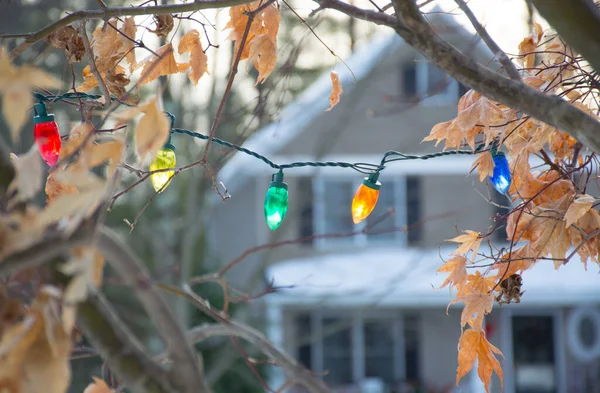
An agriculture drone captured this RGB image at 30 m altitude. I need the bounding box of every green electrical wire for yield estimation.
[33,92,493,175]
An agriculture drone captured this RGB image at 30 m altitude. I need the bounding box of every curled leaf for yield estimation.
[564,194,595,228]
[326,71,342,111]
[44,25,85,63]
[151,14,174,38]
[249,34,276,85]
[178,30,209,85]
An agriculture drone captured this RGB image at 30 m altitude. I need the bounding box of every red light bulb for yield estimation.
[33,103,61,166]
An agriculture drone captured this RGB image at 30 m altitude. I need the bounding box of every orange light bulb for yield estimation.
[351,174,381,224]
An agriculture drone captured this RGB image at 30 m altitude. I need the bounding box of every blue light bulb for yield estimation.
[489,151,511,194]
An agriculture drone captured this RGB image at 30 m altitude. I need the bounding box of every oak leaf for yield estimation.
[564,194,595,228]
[83,377,114,393]
[326,71,342,111]
[0,48,61,140]
[138,43,179,86]
[122,17,137,72]
[457,329,503,393]
[470,152,495,182]
[446,230,482,260]
[44,25,85,62]
[249,34,276,85]
[178,29,209,85]
[437,255,467,292]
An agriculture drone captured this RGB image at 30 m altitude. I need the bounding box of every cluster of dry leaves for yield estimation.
[428,23,600,392]
[0,4,292,391]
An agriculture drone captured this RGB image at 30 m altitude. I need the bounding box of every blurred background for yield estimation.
[1,1,599,393]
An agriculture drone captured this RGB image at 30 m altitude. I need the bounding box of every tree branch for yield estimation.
[79,20,111,108]
[531,0,600,74]
[97,227,209,393]
[454,0,521,81]
[314,0,600,154]
[6,0,256,58]
[185,324,330,393]
[77,290,176,393]
[179,287,331,393]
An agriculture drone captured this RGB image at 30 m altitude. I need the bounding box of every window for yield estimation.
[313,177,416,246]
[292,311,421,390]
[298,177,314,244]
[401,60,459,103]
[512,316,557,393]
[406,176,422,245]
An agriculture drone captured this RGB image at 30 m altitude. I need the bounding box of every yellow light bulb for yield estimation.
[351,175,381,224]
[150,145,176,192]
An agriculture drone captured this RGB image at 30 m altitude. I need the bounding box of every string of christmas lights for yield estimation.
[30,92,512,231]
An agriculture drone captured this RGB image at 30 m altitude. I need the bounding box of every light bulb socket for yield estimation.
[33,103,55,124]
[269,171,288,190]
[491,149,505,159]
[362,172,381,190]
[163,142,176,152]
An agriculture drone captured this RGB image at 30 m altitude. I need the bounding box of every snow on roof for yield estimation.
[265,247,600,308]
[216,32,402,192]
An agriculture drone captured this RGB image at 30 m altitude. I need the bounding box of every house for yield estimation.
[208,11,600,393]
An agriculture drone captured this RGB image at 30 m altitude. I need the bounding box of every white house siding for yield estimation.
[419,308,463,389]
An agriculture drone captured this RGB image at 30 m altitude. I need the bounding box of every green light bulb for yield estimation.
[264,172,288,231]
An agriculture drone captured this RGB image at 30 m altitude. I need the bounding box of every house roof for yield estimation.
[264,247,600,308]
[217,32,402,191]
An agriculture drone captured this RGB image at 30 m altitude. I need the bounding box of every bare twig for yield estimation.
[97,227,209,393]
[79,20,112,108]
[6,0,257,58]
[454,0,521,81]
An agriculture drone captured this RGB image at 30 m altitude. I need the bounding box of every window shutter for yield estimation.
[298,177,313,244]
[406,176,422,245]
[402,64,417,98]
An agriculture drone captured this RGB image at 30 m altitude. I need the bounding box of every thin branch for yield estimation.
[314,0,600,154]
[79,21,111,108]
[6,0,257,58]
[97,226,209,393]
[454,0,521,81]
[77,291,176,393]
[172,287,331,393]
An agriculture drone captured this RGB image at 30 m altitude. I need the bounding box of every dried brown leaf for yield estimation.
[457,329,503,393]
[45,25,85,63]
[138,43,179,86]
[151,14,174,38]
[178,30,209,85]
[249,34,276,85]
[564,194,595,228]
[326,71,342,111]
[470,151,495,182]
[135,99,170,162]
[83,377,114,393]
[8,146,44,206]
